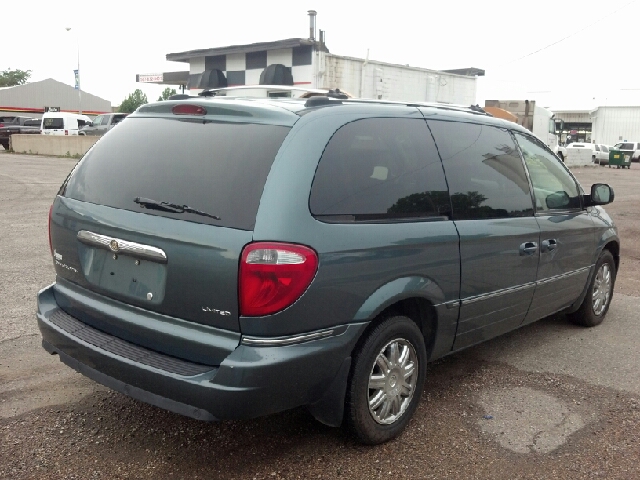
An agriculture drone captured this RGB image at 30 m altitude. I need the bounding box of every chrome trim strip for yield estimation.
[241,327,342,347]
[461,282,536,306]
[444,300,461,309]
[536,266,591,286]
[77,230,167,264]
[457,266,593,306]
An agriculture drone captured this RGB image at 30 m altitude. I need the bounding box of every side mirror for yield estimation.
[585,183,614,207]
[546,191,570,209]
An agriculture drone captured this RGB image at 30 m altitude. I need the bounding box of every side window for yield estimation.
[101,116,111,126]
[309,118,450,221]
[427,120,533,220]
[24,119,41,127]
[602,145,609,153]
[514,133,580,212]
[92,115,103,125]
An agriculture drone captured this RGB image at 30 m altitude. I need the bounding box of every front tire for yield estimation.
[569,250,616,327]
[346,315,427,444]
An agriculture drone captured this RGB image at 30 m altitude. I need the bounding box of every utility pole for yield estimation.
[66,27,82,114]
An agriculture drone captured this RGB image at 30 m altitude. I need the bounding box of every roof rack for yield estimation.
[302,96,493,116]
[165,91,493,117]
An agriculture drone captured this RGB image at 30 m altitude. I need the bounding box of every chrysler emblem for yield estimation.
[109,240,120,252]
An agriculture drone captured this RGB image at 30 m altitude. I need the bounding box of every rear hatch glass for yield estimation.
[43,117,64,129]
[62,117,290,230]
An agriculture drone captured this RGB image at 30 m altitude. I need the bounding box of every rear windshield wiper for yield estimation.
[134,197,221,220]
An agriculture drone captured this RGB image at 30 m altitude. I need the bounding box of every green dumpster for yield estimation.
[609,149,631,169]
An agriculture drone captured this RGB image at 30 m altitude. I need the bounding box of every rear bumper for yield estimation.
[37,284,366,421]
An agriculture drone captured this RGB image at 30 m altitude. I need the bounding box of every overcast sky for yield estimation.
[4,0,640,110]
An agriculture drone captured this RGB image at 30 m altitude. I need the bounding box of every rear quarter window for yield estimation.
[309,118,451,221]
[62,117,290,230]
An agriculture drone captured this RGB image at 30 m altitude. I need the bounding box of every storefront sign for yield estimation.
[138,74,164,83]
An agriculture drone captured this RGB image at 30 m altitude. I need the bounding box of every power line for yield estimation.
[504,0,638,65]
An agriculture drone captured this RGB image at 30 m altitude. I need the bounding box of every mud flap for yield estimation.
[307,357,351,427]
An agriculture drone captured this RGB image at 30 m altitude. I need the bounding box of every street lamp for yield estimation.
[65,27,82,114]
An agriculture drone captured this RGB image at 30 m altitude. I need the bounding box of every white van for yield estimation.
[41,112,93,136]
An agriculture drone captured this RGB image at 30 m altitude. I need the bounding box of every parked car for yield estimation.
[38,96,619,445]
[612,141,640,162]
[593,144,611,165]
[566,142,596,159]
[0,116,41,150]
[79,113,128,136]
[41,112,93,136]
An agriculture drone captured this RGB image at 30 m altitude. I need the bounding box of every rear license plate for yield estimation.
[78,245,167,304]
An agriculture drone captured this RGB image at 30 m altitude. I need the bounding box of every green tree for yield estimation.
[158,87,177,101]
[0,68,31,87]
[118,89,148,113]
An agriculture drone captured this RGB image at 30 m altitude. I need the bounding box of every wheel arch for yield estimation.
[351,276,454,360]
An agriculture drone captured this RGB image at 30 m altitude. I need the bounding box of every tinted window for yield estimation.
[63,117,290,230]
[112,115,126,125]
[43,117,64,129]
[514,133,580,211]
[620,143,634,150]
[427,121,533,220]
[309,118,450,221]
[24,119,41,127]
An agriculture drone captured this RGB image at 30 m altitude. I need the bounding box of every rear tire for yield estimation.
[346,315,427,444]
[569,250,616,327]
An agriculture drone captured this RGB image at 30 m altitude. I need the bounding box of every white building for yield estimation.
[137,14,483,105]
[590,106,640,145]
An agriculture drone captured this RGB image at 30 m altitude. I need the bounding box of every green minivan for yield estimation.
[37,96,619,444]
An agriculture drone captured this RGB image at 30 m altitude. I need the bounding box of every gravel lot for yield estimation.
[1,153,639,479]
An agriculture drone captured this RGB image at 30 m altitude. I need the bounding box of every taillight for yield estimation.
[48,205,53,256]
[64,130,68,135]
[172,104,207,115]
[239,242,318,316]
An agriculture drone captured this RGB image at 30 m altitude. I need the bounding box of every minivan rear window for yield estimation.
[43,118,64,129]
[62,117,290,230]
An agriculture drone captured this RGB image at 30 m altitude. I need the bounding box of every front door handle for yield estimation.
[541,238,558,253]
[519,241,538,256]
